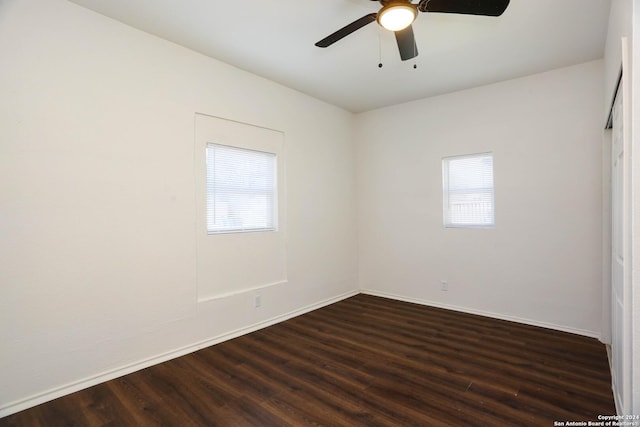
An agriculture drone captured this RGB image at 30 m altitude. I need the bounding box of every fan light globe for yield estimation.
[378,4,417,32]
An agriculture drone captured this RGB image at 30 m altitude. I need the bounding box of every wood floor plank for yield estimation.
[0,294,615,426]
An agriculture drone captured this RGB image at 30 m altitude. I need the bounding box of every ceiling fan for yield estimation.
[315,0,510,61]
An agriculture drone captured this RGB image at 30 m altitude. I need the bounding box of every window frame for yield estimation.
[442,152,495,229]
[206,142,278,235]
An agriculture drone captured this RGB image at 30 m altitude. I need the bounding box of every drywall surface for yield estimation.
[0,0,357,414]
[604,0,632,112]
[356,60,604,336]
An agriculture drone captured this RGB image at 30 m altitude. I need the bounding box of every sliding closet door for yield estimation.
[610,82,627,412]
[609,39,632,413]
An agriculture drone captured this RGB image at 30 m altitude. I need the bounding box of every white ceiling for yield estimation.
[68,0,611,113]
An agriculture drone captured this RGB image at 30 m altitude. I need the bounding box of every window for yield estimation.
[206,143,277,234]
[442,152,494,228]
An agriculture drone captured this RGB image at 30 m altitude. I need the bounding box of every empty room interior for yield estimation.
[1,0,639,424]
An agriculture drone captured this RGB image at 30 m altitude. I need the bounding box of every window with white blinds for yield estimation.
[442,152,494,228]
[206,143,277,234]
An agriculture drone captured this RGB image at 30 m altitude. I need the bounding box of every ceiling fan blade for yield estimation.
[418,0,510,16]
[315,13,377,48]
[395,25,418,61]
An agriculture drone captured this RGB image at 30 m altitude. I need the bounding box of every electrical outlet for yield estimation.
[255,295,262,308]
[440,280,448,291]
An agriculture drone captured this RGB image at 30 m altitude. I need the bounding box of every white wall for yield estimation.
[0,0,357,415]
[356,60,604,336]
[604,0,632,114]
[194,114,287,301]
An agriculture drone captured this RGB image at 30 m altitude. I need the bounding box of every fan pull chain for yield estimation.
[378,27,383,68]
[413,39,417,69]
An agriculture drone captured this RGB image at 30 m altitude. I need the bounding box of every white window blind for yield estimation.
[442,152,494,228]
[206,143,277,234]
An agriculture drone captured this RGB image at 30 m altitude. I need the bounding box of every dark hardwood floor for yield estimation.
[1,294,615,426]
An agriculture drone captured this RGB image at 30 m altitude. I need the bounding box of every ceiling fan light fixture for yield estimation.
[377,3,417,32]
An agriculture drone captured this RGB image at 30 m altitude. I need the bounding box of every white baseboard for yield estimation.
[0,289,359,418]
[361,289,601,339]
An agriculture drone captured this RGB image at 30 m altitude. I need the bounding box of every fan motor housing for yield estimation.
[378,0,413,5]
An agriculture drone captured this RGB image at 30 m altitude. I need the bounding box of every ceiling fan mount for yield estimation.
[315,0,510,61]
